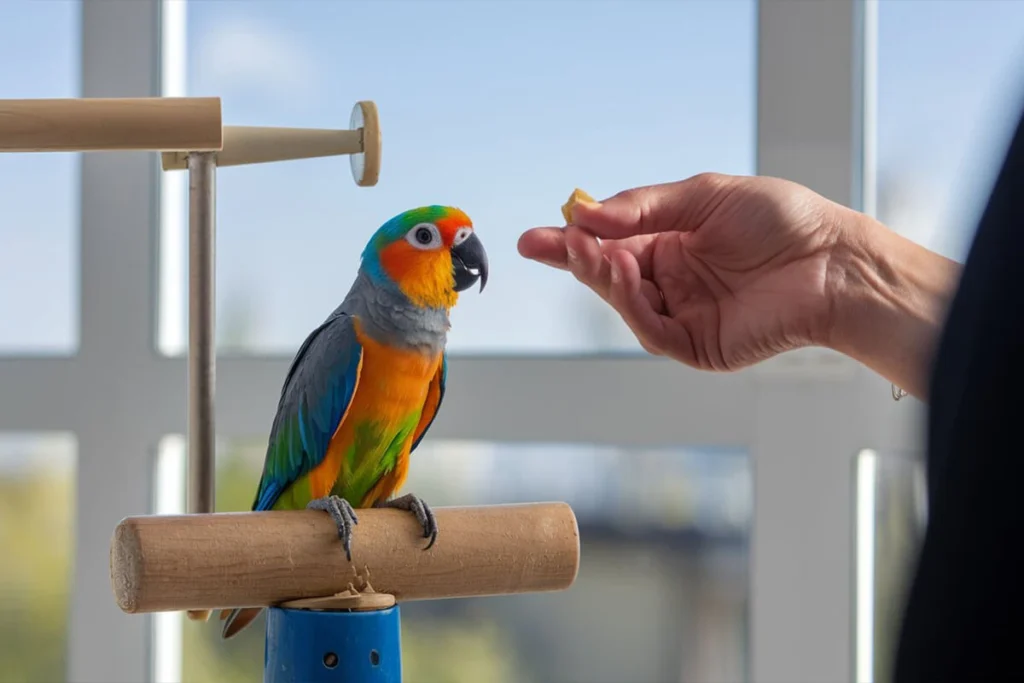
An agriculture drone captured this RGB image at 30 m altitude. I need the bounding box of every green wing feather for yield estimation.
[251,311,363,512]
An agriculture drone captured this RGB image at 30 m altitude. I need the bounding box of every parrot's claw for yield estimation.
[307,495,359,562]
[376,493,438,550]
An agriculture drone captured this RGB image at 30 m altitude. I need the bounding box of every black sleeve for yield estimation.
[893,101,1024,681]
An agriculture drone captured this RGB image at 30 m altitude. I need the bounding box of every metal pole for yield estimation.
[264,607,403,683]
[187,151,216,514]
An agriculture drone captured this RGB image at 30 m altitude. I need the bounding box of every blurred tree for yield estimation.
[0,458,73,683]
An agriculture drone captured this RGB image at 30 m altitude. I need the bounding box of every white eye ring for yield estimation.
[453,227,473,246]
[406,223,442,250]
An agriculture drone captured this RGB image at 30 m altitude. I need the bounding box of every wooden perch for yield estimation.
[160,126,363,170]
[110,502,580,613]
[0,97,223,152]
[158,101,382,187]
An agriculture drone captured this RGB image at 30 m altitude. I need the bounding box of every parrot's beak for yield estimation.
[451,232,488,293]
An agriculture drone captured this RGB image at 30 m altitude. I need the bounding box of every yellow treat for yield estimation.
[561,188,597,224]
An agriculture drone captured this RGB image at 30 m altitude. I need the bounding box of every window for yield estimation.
[877,0,1024,260]
[159,0,756,355]
[0,2,80,354]
[0,1,920,682]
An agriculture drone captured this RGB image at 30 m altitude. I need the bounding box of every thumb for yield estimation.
[570,173,736,239]
[567,192,639,239]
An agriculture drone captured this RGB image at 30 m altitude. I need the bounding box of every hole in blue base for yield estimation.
[323,652,339,669]
[370,650,381,667]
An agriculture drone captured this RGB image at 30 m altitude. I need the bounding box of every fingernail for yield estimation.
[570,200,600,224]
[610,260,621,283]
[566,247,578,263]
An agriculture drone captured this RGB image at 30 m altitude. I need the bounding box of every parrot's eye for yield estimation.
[406,223,442,250]
[453,227,472,246]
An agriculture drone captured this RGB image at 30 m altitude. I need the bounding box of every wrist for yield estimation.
[825,207,962,398]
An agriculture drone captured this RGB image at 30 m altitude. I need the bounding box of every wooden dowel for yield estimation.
[160,126,364,171]
[0,97,222,152]
[110,503,580,613]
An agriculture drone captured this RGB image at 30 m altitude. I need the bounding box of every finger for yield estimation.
[565,226,612,300]
[565,233,665,353]
[606,250,695,364]
[520,226,658,280]
[606,234,658,281]
[640,278,667,315]
[576,240,662,314]
[633,278,668,357]
[522,226,665,353]
[605,250,667,354]
[569,189,648,238]
[571,172,738,240]
[517,227,569,269]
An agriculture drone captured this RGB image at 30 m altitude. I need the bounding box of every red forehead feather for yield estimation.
[435,208,473,243]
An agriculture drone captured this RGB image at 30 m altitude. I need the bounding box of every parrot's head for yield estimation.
[360,205,488,310]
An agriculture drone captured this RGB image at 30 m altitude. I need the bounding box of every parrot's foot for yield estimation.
[375,493,438,550]
[307,495,359,562]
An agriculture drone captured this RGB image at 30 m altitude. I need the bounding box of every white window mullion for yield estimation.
[207,356,760,448]
[751,1,905,682]
[0,359,81,430]
[70,1,165,681]
[753,0,855,675]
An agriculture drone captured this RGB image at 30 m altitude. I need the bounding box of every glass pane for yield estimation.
[0,2,80,354]
[0,432,77,682]
[155,438,751,683]
[160,0,756,355]
[854,450,927,683]
[877,0,1024,261]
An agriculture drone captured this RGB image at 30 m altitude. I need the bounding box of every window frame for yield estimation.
[0,1,924,680]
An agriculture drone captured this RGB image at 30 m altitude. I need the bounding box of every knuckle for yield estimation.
[688,172,730,192]
[609,187,652,230]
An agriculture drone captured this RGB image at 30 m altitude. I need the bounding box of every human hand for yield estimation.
[518,173,852,370]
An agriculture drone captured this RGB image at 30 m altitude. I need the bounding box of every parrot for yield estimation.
[197,205,488,639]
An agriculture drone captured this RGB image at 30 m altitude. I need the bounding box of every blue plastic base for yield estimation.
[264,606,402,683]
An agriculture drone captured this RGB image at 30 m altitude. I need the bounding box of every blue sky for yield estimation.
[1,0,1023,355]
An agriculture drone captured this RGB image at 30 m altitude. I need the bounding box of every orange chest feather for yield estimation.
[347,323,442,420]
[308,321,442,502]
